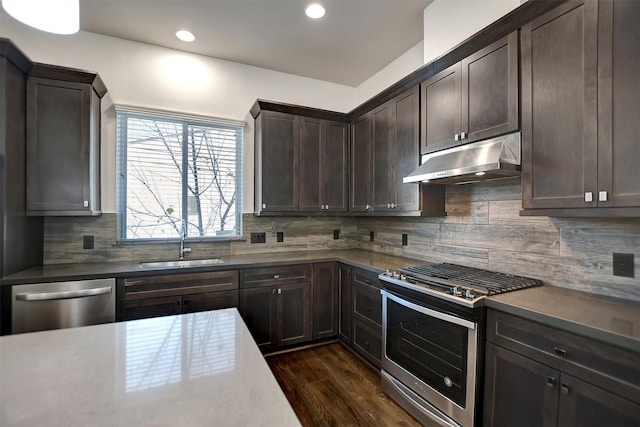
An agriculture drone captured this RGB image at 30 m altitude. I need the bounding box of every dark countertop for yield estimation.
[486,286,640,354]
[3,249,638,354]
[0,249,423,285]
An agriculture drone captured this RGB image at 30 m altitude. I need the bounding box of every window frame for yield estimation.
[115,106,244,243]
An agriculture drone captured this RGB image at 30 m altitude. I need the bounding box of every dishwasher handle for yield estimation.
[15,286,113,301]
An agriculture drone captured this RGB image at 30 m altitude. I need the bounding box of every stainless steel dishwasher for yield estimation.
[11,278,115,334]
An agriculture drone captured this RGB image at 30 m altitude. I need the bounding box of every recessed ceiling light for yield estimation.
[176,30,195,42]
[305,3,325,19]
[2,0,79,35]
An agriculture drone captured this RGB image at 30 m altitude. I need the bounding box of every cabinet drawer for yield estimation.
[240,264,312,288]
[120,270,238,301]
[352,268,382,289]
[352,318,382,368]
[352,281,382,327]
[487,310,640,401]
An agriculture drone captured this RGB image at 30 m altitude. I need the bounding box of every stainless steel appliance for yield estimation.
[12,278,115,334]
[403,132,521,185]
[379,263,542,426]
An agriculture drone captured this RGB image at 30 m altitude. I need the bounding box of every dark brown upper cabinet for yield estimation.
[254,110,300,214]
[299,118,349,212]
[26,64,106,216]
[351,86,444,215]
[252,101,349,215]
[421,31,519,154]
[521,0,640,216]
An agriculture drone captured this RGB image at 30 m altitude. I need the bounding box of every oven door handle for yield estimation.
[381,289,476,330]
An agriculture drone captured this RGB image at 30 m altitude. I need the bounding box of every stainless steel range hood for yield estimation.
[403,132,521,185]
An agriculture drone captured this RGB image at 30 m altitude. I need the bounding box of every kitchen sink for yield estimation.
[138,258,224,269]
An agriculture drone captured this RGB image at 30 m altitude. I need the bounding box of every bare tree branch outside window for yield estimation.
[116,112,242,240]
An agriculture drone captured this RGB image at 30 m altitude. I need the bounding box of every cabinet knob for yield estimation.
[584,192,593,202]
[365,204,371,210]
[454,133,459,141]
[273,274,280,279]
[325,204,329,210]
[546,377,555,389]
[387,203,391,209]
[272,288,277,295]
[83,200,89,208]
[176,299,181,306]
[560,384,570,395]
[262,203,267,209]
[460,132,466,140]
[278,288,282,294]
[598,191,608,202]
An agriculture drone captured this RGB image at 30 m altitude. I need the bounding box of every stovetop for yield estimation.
[379,263,542,307]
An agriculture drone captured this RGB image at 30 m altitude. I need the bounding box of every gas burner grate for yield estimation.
[397,263,542,295]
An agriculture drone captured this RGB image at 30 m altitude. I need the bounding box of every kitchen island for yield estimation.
[0,308,300,427]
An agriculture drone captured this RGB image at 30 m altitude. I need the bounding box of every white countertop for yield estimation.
[0,309,301,427]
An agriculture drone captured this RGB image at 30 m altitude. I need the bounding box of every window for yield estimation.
[116,107,243,241]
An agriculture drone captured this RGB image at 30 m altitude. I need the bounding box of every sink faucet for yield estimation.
[179,219,192,260]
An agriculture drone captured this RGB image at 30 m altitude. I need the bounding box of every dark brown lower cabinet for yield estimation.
[239,282,312,351]
[239,264,313,351]
[117,270,239,321]
[312,263,338,339]
[484,309,640,427]
[349,268,383,368]
[338,264,352,343]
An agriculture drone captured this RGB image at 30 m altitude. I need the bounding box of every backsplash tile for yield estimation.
[42,179,639,301]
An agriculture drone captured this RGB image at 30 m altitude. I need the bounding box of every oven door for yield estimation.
[381,289,478,427]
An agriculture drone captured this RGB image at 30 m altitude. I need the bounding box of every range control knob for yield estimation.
[384,269,391,276]
[392,271,400,279]
[452,286,463,297]
[465,289,475,300]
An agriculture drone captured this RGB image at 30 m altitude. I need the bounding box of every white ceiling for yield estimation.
[80,0,432,87]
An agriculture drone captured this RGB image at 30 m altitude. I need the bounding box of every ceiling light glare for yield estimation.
[2,0,79,35]
[176,30,195,42]
[305,3,325,19]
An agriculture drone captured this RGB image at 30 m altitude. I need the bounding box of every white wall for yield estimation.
[423,0,521,64]
[0,15,358,213]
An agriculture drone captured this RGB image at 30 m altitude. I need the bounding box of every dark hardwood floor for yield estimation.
[266,342,421,426]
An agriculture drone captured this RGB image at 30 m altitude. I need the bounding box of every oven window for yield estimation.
[386,298,468,407]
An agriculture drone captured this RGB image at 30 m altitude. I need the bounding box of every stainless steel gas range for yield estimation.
[378,263,542,427]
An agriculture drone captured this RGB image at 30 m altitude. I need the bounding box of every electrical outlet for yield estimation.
[369,231,375,242]
[83,235,94,250]
[333,229,340,240]
[250,232,266,244]
[613,253,634,278]
[277,231,284,242]
[402,233,408,246]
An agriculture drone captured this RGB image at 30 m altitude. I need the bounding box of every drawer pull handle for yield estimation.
[273,274,280,279]
[364,279,371,284]
[546,377,555,389]
[560,384,570,395]
[554,347,567,357]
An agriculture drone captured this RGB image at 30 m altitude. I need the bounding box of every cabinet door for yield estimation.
[351,112,373,212]
[421,62,462,154]
[483,343,558,427]
[461,31,518,143]
[338,265,351,343]
[239,287,277,350]
[299,117,322,212]
[258,111,299,212]
[372,102,393,211]
[597,0,640,208]
[312,263,338,339]
[322,121,349,212]
[26,78,92,213]
[183,290,238,314]
[558,373,640,427]
[521,1,598,209]
[277,282,312,347]
[121,296,183,321]
[392,87,420,212]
